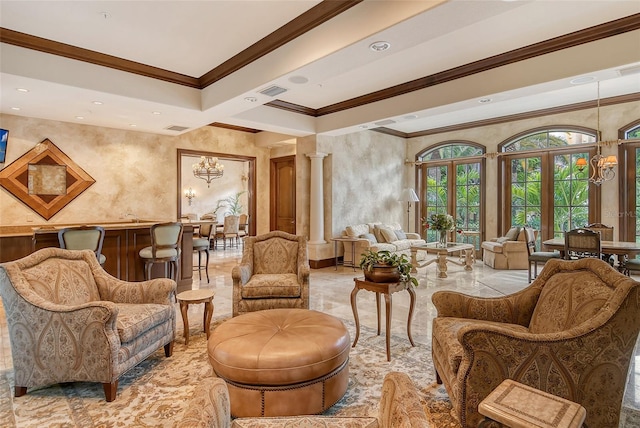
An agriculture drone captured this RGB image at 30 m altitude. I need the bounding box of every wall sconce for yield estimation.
[184,187,196,206]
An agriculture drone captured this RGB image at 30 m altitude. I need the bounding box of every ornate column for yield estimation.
[306,152,327,244]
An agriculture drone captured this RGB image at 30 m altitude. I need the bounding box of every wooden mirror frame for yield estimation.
[177,149,256,236]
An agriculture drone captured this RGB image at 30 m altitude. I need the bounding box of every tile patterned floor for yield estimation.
[1,247,639,425]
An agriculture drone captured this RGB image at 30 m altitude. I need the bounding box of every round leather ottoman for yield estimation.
[208,308,350,417]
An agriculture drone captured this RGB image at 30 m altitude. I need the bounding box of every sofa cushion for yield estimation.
[481,241,504,254]
[253,238,298,274]
[394,229,407,240]
[504,227,521,241]
[116,303,174,343]
[22,258,101,305]
[496,237,509,243]
[529,270,612,334]
[378,227,398,243]
[371,243,397,253]
[346,224,370,238]
[241,274,301,299]
[391,240,412,251]
[359,233,377,244]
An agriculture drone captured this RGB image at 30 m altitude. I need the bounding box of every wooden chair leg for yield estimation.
[103,380,118,402]
[164,341,174,357]
[205,250,210,283]
[14,386,27,397]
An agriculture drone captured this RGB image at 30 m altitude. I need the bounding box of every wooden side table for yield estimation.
[177,289,215,346]
[478,379,586,428]
[332,237,358,271]
[350,278,416,361]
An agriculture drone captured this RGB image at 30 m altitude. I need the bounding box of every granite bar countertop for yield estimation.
[0,221,179,237]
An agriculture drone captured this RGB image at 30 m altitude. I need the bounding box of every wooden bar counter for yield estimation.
[0,221,194,288]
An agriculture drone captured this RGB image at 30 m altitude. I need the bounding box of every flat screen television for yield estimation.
[0,129,7,163]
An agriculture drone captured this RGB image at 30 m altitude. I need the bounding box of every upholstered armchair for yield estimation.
[431,257,640,428]
[178,372,429,427]
[232,231,310,317]
[0,248,176,402]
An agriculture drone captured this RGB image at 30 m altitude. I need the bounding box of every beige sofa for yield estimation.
[179,372,429,427]
[481,226,530,269]
[343,222,426,265]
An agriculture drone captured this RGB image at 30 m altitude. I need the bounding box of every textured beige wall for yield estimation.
[407,101,640,240]
[0,114,271,234]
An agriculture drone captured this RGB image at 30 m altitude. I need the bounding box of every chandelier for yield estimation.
[193,156,224,187]
[575,81,617,186]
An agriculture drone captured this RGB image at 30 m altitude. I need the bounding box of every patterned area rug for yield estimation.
[0,315,461,427]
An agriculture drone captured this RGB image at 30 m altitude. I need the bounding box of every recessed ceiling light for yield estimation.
[92,101,103,105]
[569,76,597,85]
[129,124,137,127]
[75,116,84,120]
[152,111,161,115]
[288,75,309,84]
[478,98,492,104]
[11,107,20,111]
[403,114,418,120]
[244,97,258,102]
[16,88,29,93]
[369,41,391,52]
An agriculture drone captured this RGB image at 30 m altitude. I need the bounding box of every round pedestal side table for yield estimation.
[177,289,215,346]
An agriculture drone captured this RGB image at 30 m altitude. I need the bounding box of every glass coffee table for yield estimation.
[410,242,475,278]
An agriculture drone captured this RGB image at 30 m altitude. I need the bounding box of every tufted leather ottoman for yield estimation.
[207,308,350,417]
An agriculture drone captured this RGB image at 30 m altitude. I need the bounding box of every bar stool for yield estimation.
[139,222,183,280]
[58,225,106,266]
[193,222,213,283]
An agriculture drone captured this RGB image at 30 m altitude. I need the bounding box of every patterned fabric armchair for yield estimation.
[232,231,309,317]
[179,372,429,427]
[0,248,176,402]
[431,257,640,428]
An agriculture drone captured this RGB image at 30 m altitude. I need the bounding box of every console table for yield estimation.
[350,278,416,361]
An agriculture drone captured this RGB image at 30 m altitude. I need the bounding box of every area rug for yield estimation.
[0,315,461,427]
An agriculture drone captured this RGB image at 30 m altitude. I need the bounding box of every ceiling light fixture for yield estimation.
[92,101,103,105]
[16,88,29,93]
[11,107,20,111]
[570,76,597,85]
[152,111,161,115]
[369,41,391,52]
[75,116,84,120]
[575,81,617,185]
[193,156,224,187]
[288,75,309,84]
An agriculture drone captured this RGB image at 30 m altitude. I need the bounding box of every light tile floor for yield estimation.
[2,248,640,424]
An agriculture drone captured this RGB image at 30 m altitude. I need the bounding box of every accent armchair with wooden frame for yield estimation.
[0,248,176,402]
[231,230,310,317]
[431,258,640,428]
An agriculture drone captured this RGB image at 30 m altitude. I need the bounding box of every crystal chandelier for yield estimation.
[193,156,224,187]
[575,81,617,186]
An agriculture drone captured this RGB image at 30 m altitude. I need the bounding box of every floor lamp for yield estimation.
[399,188,419,231]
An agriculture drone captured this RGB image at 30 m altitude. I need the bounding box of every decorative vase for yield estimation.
[438,230,447,248]
[363,264,401,283]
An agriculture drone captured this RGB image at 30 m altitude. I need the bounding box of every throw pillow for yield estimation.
[395,229,407,240]
[504,227,521,241]
[359,233,377,244]
[496,237,509,243]
[373,226,385,243]
[380,227,398,243]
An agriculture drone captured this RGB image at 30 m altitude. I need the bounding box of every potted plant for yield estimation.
[224,191,246,216]
[359,250,419,287]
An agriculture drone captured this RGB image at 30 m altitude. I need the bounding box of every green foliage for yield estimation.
[222,191,246,216]
[358,250,419,287]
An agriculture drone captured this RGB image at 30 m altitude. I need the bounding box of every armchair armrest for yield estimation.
[298,263,310,285]
[179,377,231,428]
[378,372,429,427]
[94,270,175,304]
[405,232,421,240]
[501,240,527,253]
[232,263,252,285]
[432,286,542,326]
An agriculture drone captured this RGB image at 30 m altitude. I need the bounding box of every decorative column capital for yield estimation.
[306,152,328,160]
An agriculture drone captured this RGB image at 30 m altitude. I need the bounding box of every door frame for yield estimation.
[270,155,296,232]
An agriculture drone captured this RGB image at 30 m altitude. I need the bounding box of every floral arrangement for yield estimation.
[422,213,455,232]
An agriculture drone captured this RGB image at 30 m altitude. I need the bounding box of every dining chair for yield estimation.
[215,215,239,250]
[139,222,183,280]
[238,213,248,246]
[193,222,214,283]
[584,222,615,265]
[525,227,560,282]
[58,225,106,266]
[564,228,601,260]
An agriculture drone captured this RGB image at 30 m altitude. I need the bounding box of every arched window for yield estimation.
[498,127,599,241]
[417,142,485,250]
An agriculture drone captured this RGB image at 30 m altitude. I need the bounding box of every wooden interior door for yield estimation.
[270,156,296,233]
